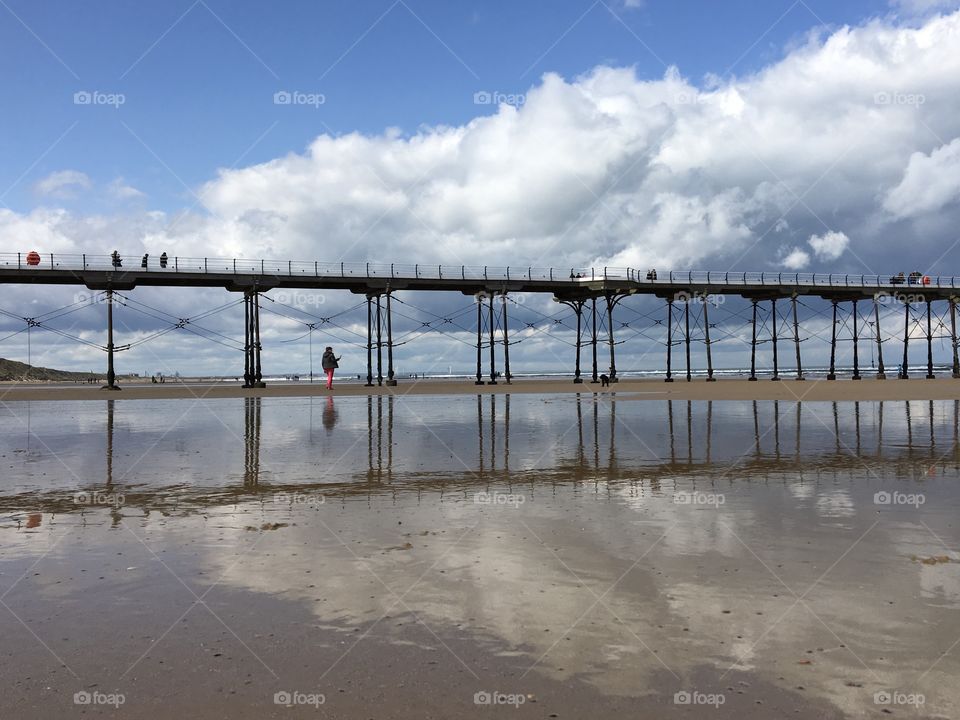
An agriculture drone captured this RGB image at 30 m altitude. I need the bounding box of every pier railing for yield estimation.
[0,253,954,289]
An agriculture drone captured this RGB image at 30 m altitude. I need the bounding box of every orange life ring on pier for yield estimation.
[26,251,41,266]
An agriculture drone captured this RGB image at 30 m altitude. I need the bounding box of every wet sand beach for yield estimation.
[2,394,958,718]
[4,375,960,402]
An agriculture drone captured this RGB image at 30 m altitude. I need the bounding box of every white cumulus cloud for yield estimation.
[33,170,91,198]
[783,247,811,269]
[808,231,851,261]
[884,137,960,218]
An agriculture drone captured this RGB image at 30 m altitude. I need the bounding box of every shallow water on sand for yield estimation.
[1,395,958,719]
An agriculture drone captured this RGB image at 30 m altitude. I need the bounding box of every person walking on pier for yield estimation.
[159,252,168,268]
[321,346,341,390]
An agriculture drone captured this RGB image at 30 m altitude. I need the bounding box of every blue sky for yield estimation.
[1,0,897,213]
[3,0,960,375]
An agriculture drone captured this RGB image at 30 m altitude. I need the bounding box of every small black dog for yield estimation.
[599,374,610,387]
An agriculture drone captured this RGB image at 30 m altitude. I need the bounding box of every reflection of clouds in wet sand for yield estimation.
[203,487,960,713]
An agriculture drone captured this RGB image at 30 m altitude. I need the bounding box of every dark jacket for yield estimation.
[321,350,339,370]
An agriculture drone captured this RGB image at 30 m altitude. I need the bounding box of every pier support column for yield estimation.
[102,289,120,391]
[827,300,838,381]
[749,300,758,381]
[501,293,512,384]
[385,291,397,386]
[792,295,804,380]
[852,299,861,380]
[951,297,959,379]
[703,298,715,381]
[874,299,886,379]
[365,296,374,387]
[770,298,780,380]
[926,300,936,379]
[375,294,384,386]
[475,296,484,385]
[665,299,674,383]
[605,293,618,383]
[684,299,692,382]
[488,294,497,385]
[243,292,251,387]
[556,298,586,383]
[900,301,910,379]
[252,291,265,387]
[590,298,599,383]
[573,301,584,383]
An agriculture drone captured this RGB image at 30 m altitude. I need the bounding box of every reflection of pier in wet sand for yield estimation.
[3,395,958,517]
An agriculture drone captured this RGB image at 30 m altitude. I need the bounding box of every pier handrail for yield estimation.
[0,252,949,289]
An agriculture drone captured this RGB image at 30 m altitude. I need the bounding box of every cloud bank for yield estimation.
[6,10,960,277]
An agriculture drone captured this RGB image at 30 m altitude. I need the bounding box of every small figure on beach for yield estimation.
[159,252,168,268]
[321,346,341,389]
[111,250,122,268]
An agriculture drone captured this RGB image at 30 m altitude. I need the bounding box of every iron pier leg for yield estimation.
[703,297,715,381]
[243,292,252,388]
[365,295,374,387]
[573,301,583,384]
[951,298,960,378]
[792,295,803,380]
[852,299,861,380]
[488,294,497,384]
[926,300,935,379]
[253,292,265,387]
[103,289,120,391]
[606,294,618,383]
[900,301,910,379]
[827,300,838,380]
[684,299,691,382]
[770,298,780,380]
[590,297,599,383]
[501,293,512,384]
[475,297,484,385]
[749,300,758,381]
[665,299,674,382]
[385,291,397,386]
[875,299,886,379]
[375,294,383,386]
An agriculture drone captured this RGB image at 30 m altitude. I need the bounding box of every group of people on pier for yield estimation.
[110,251,169,269]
